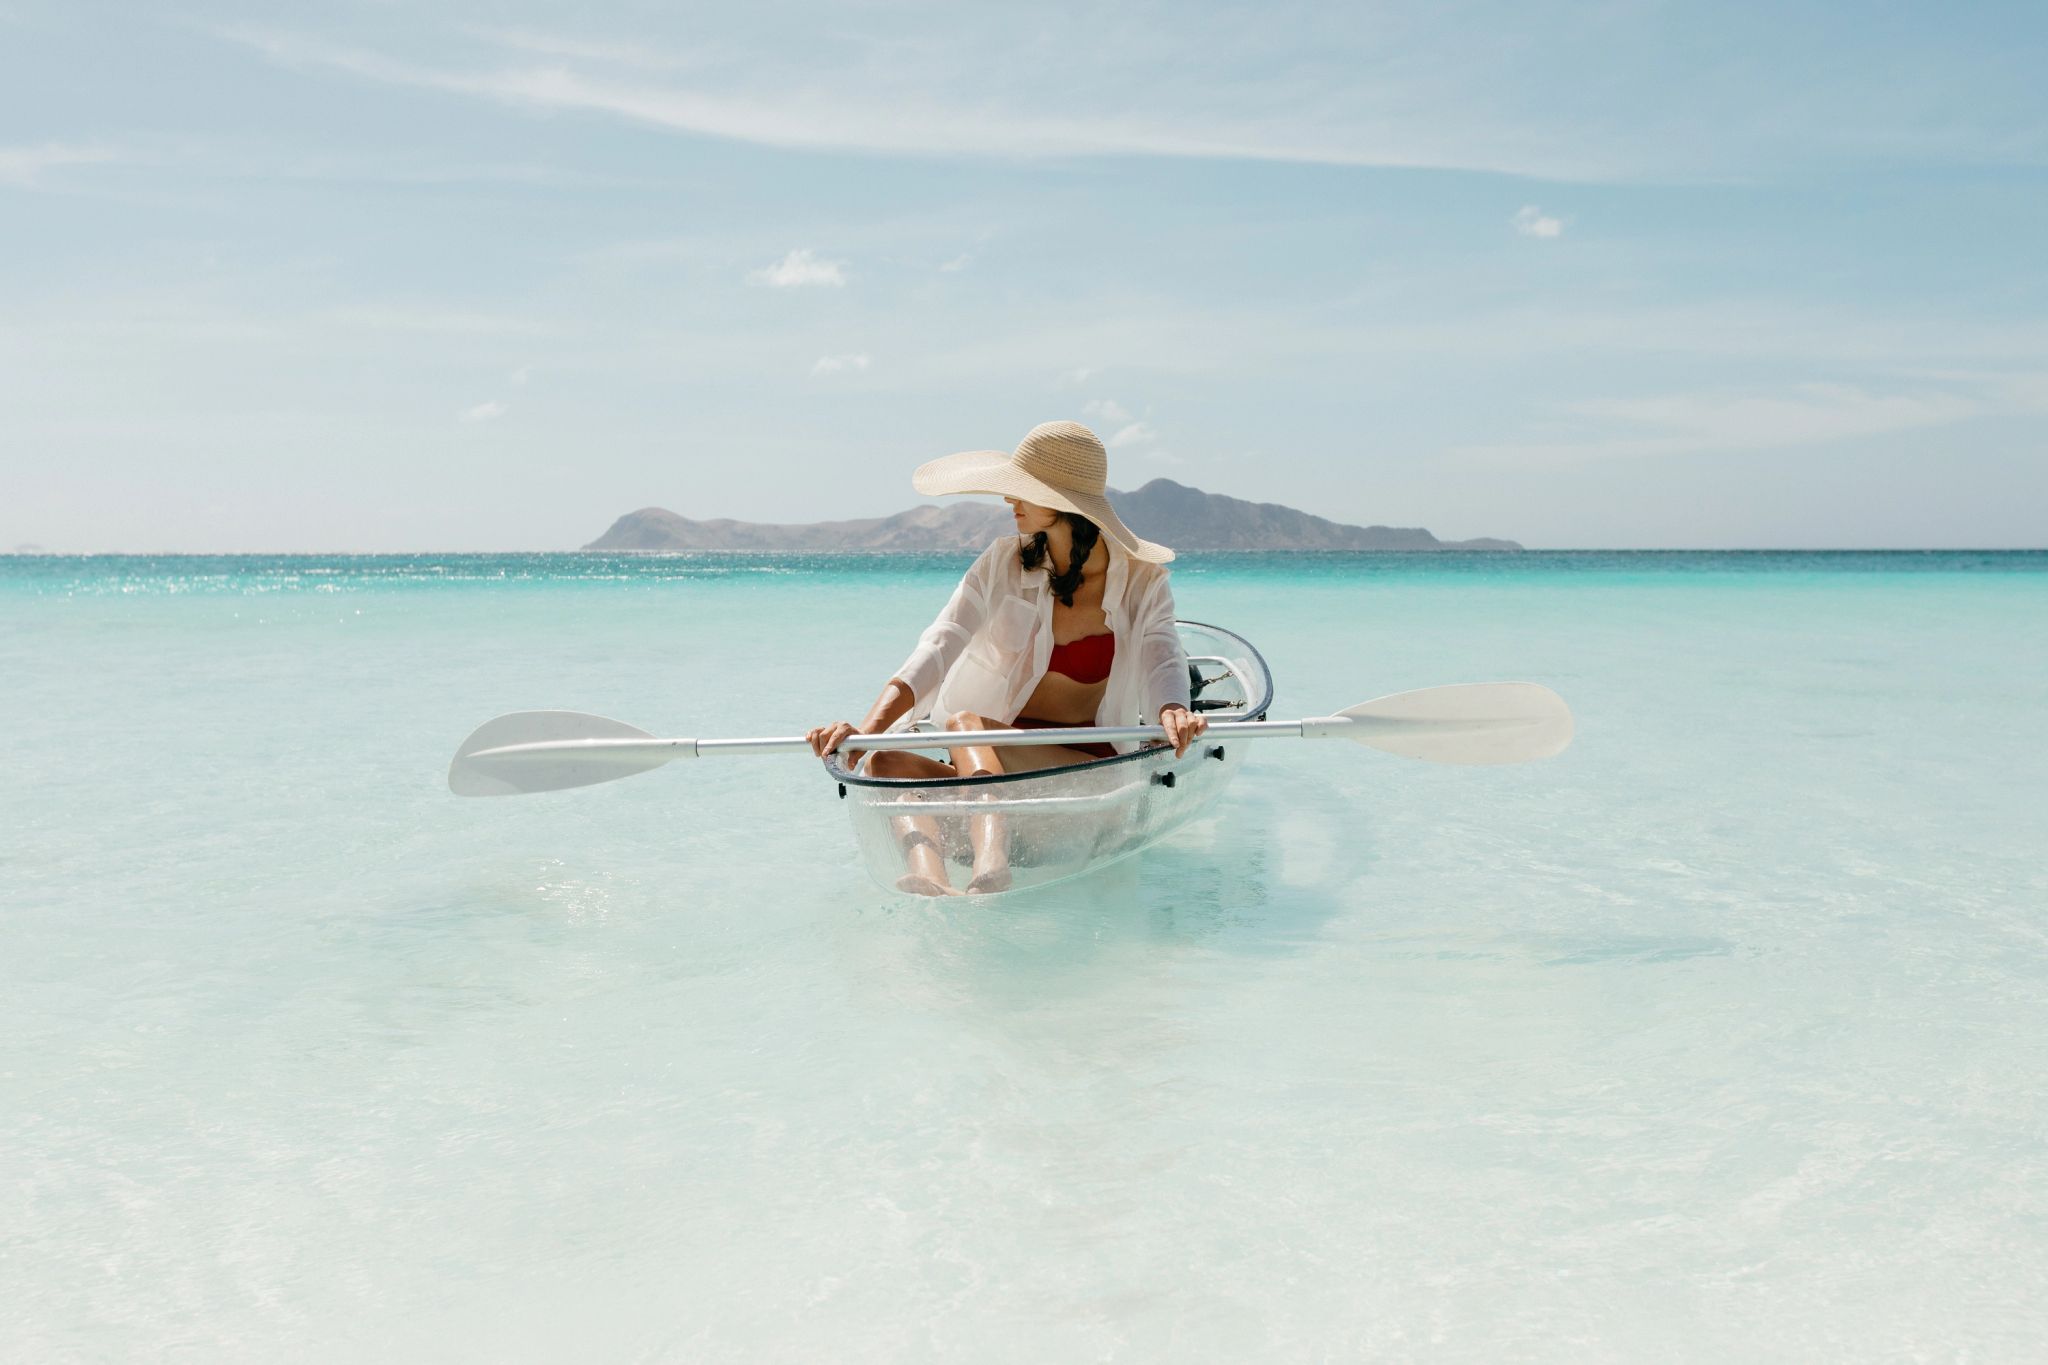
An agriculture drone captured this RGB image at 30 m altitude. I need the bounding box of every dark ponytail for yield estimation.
[1019,513,1103,607]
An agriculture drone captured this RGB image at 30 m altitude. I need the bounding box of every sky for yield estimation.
[2,0,2044,550]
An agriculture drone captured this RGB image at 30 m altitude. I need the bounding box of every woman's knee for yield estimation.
[866,749,919,777]
[942,710,990,732]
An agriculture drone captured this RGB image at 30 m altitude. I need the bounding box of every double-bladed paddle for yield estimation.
[447,682,1573,798]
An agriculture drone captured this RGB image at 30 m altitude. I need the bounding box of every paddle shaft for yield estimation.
[464,717,1331,765]
[448,683,1571,795]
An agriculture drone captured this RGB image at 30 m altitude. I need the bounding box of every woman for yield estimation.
[808,420,1207,896]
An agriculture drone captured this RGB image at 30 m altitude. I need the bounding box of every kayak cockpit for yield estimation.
[823,622,1272,896]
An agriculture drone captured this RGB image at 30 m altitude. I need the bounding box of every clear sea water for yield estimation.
[4,550,2046,1363]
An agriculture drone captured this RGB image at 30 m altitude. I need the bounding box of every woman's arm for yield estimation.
[890,540,1003,716]
[1134,570,1203,756]
[1134,573,1193,714]
[806,679,915,758]
[808,541,1007,757]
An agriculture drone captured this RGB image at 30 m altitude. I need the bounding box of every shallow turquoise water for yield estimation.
[4,551,2046,1362]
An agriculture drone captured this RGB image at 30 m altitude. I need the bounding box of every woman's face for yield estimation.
[1005,497,1059,535]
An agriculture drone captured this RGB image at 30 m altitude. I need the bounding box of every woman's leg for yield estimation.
[943,712,1017,895]
[866,721,1106,897]
[865,748,958,896]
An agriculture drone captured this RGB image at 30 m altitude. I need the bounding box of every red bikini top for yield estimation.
[1047,632,1115,684]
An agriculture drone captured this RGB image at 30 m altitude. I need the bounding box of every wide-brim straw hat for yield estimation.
[912,420,1174,563]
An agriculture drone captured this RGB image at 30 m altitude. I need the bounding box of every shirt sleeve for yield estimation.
[1134,569,1193,721]
[892,540,1002,714]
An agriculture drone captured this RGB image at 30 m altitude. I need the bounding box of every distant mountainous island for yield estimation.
[585,479,1520,552]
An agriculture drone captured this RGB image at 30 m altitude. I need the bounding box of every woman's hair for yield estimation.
[1019,512,1103,607]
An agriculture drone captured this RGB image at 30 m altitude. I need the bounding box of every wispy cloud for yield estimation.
[1457,380,1992,465]
[255,151,650,190]
[208,25,1622,180]
[1108,420,1158,448]
[460,400,507,422]
[1513,205,1563,238]
[939,254,972,273]
[0,143,116,189]
[324,304,552,337]
[465,27,714,73]
[811,353,871,375]
[123,134,654,190]
[207,13,2048,184]
[1083,398,1134,425]
[751,248,846,288]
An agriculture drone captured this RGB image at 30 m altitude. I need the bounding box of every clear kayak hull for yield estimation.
[824,622,1273,897]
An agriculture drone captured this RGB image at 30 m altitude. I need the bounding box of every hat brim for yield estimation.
[912,449,1174,563]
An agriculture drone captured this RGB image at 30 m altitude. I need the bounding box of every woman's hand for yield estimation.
[806,721,863,758]
[809,682,915,762]
[1158,704,1208,758]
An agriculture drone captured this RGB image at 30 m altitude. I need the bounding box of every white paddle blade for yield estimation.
[449,710,666,797]
[1315,683,1574,765]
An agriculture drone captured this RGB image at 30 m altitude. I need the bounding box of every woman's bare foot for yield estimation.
[892,823,955,896]
[965,807,1011,895]
[965,866,1013,895]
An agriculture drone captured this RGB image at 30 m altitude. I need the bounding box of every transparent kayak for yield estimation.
[823,621,1274,897]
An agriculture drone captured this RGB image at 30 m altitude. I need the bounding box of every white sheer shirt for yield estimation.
[890,537,1192,751]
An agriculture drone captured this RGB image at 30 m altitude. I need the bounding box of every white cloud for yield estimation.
[0,143,116,188]
[1457,381,1985,466]
[208,15,2048,186]
[1574,383,1973,447]
[1993,370,2048,411]
[509,365,533,386]
[939,254,972,272]
[1513,205,1564,238]
[1082,398,1134,425]
[460,400,507,422]
[811,353,871,375]
[209,26,1624,181]
[1108,421,1158,448]
[1057,366,1100,387]
[750,248,847,288]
